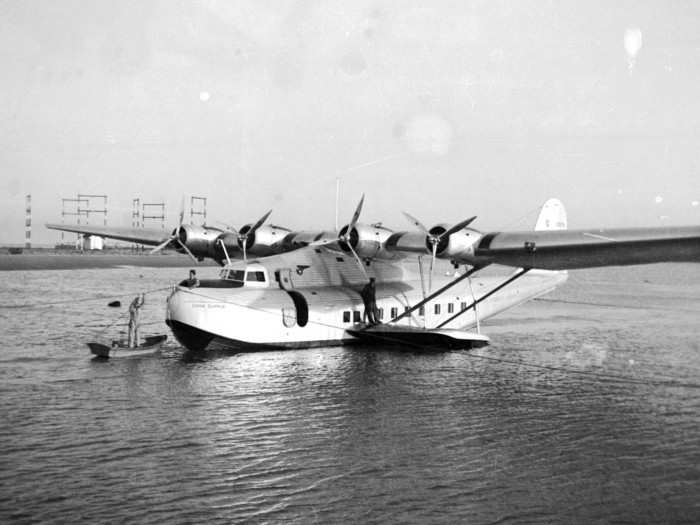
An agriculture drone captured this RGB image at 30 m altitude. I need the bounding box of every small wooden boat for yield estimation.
[88,334,167,359]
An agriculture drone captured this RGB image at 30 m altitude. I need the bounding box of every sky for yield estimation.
[2,0,700,245]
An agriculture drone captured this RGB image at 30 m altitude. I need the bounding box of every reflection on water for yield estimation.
[1,265,700,523]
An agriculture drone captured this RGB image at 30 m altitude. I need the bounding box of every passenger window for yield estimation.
[353,311,361,323]
[343,311,350,323]
[434,304,441,315]
[448,303,454,314]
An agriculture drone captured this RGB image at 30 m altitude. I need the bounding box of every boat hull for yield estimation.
[88,335,167,358]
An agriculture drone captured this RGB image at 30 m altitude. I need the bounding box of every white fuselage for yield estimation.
[165,247,566,351]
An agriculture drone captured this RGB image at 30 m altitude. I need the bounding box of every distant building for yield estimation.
[86,235,104,250]
[76,235,104,250]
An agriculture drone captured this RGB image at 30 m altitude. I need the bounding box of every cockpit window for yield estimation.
[246,271,266,282]
[219,269,265,287]
[227,270,245,282]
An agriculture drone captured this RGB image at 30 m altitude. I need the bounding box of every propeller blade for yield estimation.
[149,236,174,255]
[347,243,369,281]
[178,196,185,227]
[428,241,437,293]
[348,194,365,231]
[402,211,430,235]
[248,209,272,236]
[439,216,478,240]
[176,237,197,262]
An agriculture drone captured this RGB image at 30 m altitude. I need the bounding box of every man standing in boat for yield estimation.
[127,293,145,348]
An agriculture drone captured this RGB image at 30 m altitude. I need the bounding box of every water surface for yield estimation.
[1,265,699,523]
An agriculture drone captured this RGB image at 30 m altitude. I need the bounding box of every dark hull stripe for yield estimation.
[166,320,352,352]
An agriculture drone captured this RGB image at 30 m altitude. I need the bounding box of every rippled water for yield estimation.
[1,264,700,523]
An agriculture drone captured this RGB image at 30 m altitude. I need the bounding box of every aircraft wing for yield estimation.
[473,226,700,270]
[45,223,169,246]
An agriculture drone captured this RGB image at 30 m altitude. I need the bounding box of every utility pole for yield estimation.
[61,197,88,246]
[25,194,31,249]
[190,196,207,225]
[142,202,166,230]
[77,194,108,226]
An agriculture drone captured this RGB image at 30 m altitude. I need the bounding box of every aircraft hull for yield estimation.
[165,265,567,352]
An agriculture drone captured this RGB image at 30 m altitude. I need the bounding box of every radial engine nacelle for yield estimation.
[238,224,292,257]
[208,232,241,264]
[430,225,483,262]
[337,223,395,259]
[385,223,483,264]
[173,224,224,260]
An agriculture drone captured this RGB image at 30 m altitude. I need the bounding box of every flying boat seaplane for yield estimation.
[164,196,700,352]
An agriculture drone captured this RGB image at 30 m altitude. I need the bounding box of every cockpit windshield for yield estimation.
[219,268,267,288]
[219,269,245,287]
[227,270,245,282]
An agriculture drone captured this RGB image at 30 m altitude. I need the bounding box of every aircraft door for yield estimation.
[275,269,308,327]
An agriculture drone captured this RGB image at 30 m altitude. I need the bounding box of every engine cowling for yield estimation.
[175,225,224,260]
[384,224,483,264]
[239,224,291,257]
[434,227,482,263]
[208,232,241,264]
[337,223,394,259]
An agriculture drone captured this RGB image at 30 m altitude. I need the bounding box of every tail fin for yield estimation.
[534,198,567,231]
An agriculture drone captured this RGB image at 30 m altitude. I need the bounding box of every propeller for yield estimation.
[218,210,272,263]
[402,212,477,292]
[338,194,369,280]
[150,199,197,262]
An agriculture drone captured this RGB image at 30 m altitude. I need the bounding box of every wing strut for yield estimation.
[389,264,487,324]
[435,268,530,329]
[218,239,232,266]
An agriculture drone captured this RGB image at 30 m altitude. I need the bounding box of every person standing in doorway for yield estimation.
[361,277,379,325]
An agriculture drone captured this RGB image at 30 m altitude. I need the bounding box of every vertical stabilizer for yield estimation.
[534,198,567,231]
